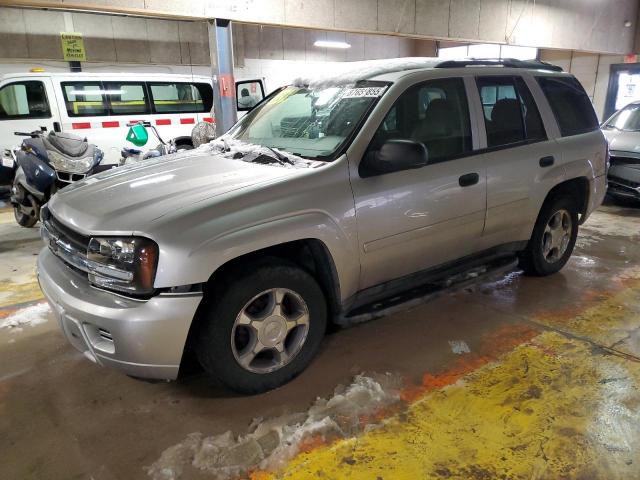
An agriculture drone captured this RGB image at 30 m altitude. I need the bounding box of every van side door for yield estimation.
[473,74,564,251]
[349,77,487,291]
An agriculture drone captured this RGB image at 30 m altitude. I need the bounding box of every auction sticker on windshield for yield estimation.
[342,86,388,98]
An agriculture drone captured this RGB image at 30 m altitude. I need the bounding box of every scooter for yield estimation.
[10,129,109,227]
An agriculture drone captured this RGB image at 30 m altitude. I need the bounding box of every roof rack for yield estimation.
[435,58,563,72]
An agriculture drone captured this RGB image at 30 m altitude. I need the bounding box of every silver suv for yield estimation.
[37,59,607,393]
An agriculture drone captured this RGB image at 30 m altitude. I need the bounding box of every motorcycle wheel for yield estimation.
[12,183,39,228]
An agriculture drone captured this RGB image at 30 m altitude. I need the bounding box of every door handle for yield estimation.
[459,172,479,187]
[539,155,555,167]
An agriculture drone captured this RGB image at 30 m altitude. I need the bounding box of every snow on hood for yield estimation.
[145,373,403,480]
[293,57,442,89]
[198,137,320,169]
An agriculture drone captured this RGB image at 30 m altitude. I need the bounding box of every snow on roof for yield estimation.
[292,57,442,89]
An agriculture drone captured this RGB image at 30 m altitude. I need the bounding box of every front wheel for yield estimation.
[519,195,579,276]
[12,183,39,228]
[196,262,327,394]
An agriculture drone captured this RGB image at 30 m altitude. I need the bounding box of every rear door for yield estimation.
[473,74,564,250]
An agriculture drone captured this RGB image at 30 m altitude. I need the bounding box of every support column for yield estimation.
[208,18,237,136]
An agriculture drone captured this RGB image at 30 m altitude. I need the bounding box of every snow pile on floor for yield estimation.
[198,137,317,169]
[145,373,403,480]
[0,302,51,330]
[293,57,442,89]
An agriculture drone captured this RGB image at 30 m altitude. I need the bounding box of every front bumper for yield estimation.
[37,247,203,380]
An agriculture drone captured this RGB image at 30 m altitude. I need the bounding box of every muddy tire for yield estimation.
[519,195,579,276]
[196,261,327,394]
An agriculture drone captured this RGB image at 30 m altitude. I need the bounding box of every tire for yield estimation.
[519,194,579,276]
[176,143,194,152]
[12,183,39,228]
[196,261,327,394]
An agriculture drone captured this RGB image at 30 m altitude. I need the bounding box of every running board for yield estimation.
[335,255,519,327]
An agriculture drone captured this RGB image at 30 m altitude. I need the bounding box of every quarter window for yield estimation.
[148,82,213,113]
[476,76,546,148]
[0,81,51,119]
[370,78,472,164]
[536,76,599,137]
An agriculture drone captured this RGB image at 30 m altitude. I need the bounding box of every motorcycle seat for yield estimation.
[44,131,94,158]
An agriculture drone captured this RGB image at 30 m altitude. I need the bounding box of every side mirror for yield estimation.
[236,79,265,112]
[360,139,429,177]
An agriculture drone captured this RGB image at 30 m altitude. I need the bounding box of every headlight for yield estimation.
[87,237,158,296]
[47,150,94,173]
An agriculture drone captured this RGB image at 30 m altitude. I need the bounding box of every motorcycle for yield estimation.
[10,129,110,227]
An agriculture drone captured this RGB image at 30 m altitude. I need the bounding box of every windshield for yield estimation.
[605,104,640,131]
[226,83,388,160]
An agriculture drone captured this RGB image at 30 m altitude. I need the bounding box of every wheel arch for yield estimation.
[543,176,590,223]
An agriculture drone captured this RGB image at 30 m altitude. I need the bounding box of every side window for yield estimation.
[0,81,50,119]
[536,76,599,137]
[371,77,472,164]
[477,76,546,148]
[103,82,149,115]
[148,82,213,113]
[62,82,107,117]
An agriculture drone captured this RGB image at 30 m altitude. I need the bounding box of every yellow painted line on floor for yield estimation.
[254,331,640,480]
[534,267,640,356]
[0,278,43,309]
[252,272,640,480]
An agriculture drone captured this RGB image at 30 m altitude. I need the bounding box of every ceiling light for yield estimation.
[625,20,632,27]
[314,40,351,49]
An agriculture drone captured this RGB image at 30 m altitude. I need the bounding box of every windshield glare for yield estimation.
[606,104,640,131]
[226,84,387,160]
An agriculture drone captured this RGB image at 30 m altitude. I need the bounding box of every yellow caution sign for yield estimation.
[60,32,86,62]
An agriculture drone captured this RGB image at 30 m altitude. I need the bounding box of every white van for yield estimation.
[0,72,265,169]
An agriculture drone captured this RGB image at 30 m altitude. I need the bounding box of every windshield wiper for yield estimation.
[262,146,294,165]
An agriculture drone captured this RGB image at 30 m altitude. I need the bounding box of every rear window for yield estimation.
[148,82,213,114]
[536,76,599,137]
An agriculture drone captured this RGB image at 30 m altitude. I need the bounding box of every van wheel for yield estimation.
[519,195,578,276]
[196,262,327,394]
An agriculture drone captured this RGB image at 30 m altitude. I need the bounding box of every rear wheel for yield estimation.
[196,262,327,394]
[519,195,578,276]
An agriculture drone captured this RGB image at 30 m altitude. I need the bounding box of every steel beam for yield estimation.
[208,18,237,137]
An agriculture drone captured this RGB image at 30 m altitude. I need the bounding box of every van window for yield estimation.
[0,81,50,119]
[476,76,546,147]
[103,82,149,115]
[536,76,599,137]
[148,82,213,113]
[371,78,472,164]
[62,82,108,117]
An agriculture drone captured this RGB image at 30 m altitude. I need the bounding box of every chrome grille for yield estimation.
[40,210,91,277]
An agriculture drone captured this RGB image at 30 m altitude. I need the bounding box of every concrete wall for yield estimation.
[233,23,435,89]
[540,49,624,120]
[3,0,637,54]
[0,8,210,65]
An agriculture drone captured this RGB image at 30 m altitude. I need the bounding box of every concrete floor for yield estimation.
[1,199,639,479]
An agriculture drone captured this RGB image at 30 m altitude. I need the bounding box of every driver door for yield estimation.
[350,77,487,290]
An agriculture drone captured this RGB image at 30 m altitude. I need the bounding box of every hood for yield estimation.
[48,150,305,234]
[603,129,640,157]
